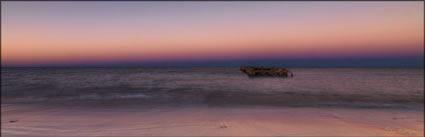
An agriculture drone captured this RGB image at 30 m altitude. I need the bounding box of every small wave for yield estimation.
[4,90,423,109]
[76,93,152,100]
[6,93,151,102]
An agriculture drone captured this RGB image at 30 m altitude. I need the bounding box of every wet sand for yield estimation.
[1,104,424,136]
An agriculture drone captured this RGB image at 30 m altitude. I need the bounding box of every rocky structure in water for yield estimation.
[240,66,293,77]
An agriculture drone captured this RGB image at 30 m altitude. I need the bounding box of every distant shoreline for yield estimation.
[2,66,424,69]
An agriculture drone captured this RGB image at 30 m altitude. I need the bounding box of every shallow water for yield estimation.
[1,67,424,108]
[1,104,424,136]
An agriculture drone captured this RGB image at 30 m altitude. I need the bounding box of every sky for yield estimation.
[1,2,424,67]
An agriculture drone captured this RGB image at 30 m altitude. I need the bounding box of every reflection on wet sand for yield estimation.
[2,104,423,136]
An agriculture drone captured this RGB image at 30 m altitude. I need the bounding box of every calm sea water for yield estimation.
[1,67,424,108]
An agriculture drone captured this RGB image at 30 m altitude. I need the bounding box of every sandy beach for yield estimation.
[2,104,423,136]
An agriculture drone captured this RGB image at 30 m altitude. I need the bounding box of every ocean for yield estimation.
[2,67,424,108]
[2,67,424,136]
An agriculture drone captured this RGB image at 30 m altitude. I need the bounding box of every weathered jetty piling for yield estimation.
[240,66,293,77]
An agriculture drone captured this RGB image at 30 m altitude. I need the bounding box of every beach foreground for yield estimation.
[2,104,423,136]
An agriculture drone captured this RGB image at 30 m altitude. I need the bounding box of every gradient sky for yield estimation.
[1,2,424,67]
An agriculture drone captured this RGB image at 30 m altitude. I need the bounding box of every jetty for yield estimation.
[240,66,293,77]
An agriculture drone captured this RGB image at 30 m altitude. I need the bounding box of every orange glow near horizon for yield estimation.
[1,2,424,66]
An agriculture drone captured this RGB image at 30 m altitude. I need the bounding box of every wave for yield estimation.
[3,90,423,108]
